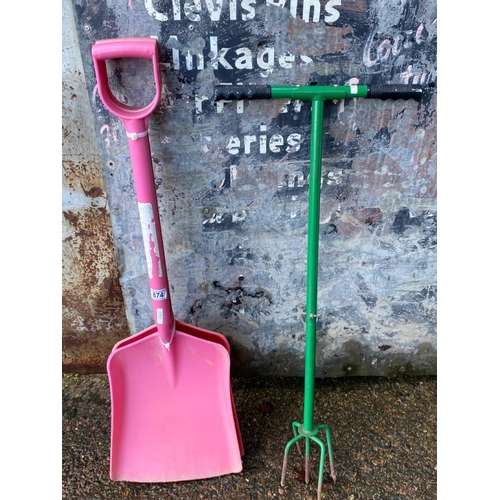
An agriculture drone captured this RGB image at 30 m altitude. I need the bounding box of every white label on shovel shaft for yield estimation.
[151,288,167,301]
[138,202,163,279]
[157,308,164,325]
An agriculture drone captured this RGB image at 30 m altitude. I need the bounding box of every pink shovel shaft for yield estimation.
[92,37,174,346]
[127,129,175,346]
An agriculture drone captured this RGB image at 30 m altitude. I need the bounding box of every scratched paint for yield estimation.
[138,202,164,278]
[65,0,437,376]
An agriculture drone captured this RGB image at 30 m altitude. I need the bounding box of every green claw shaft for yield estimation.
[264,87,350,432]
[279,92,337,500]
[303,97,323,432]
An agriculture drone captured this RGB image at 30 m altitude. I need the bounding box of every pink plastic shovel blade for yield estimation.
[110,321,244,457]
[108,331,242,482]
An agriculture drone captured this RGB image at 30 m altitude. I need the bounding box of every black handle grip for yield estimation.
[366,84,423,101]
[214,85,272,101]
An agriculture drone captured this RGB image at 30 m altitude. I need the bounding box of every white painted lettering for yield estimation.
[229,0,237,19]
[216,99,234,113]
[169,35,181,69]
[195,94,210,113]
[259,125,267,154]
[303,0,321,23]
[279,52,295,68]
[185,50,204,70]
[184,0,201,20]
[225,130,302,155]
[257,47,275,73]
[324,0,340,23]
[144,0,168,21]
[266,0,286,7]
[286,133,301,153]
[169,35,319,76]
[241,0,256,20]
[205,0,223,20]
[218,47,234,69]
[210,36,218,68]
[173,0,182,19]
[144,0,343,23]
[280,101,290,113]
[293,100,304,112]
[244,135,257,154]
[235,48,253,69]
[227,135,241,155]
[269,134,284,152]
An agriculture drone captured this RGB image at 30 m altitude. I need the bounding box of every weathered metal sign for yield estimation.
[72,0,437,376]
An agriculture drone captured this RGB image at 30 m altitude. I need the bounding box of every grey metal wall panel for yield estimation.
[68,0,437,376]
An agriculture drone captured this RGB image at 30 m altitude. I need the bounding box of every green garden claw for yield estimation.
[214,82,423,500]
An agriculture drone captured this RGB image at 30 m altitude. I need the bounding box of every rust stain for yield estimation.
[63,158,128,374]
[356,207,383,227]
[63,210,79,225]
[339,0,367,14]
[63,207,122,301]
[81,183,105,199]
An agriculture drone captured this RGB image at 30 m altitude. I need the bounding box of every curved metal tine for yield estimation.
[310,435,326,500]
[318,424,337,482]
[281,433,304,486]
[291,421,302,456]
[304,437,311,484]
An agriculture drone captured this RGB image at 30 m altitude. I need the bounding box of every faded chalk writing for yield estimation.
[363,21,436,85]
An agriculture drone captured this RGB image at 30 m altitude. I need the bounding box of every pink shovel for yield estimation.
[92,37,243,482]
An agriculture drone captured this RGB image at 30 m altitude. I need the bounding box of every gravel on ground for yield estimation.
[62,374,437,499]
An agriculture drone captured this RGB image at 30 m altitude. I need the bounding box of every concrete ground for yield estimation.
[62,374,436,499]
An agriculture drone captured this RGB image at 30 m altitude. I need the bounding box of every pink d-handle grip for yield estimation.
[92,38,175,348]
[91,37,162,131]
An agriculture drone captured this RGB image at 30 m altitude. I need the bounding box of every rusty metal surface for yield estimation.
[66,0,437,376]
[63,0,130,373]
